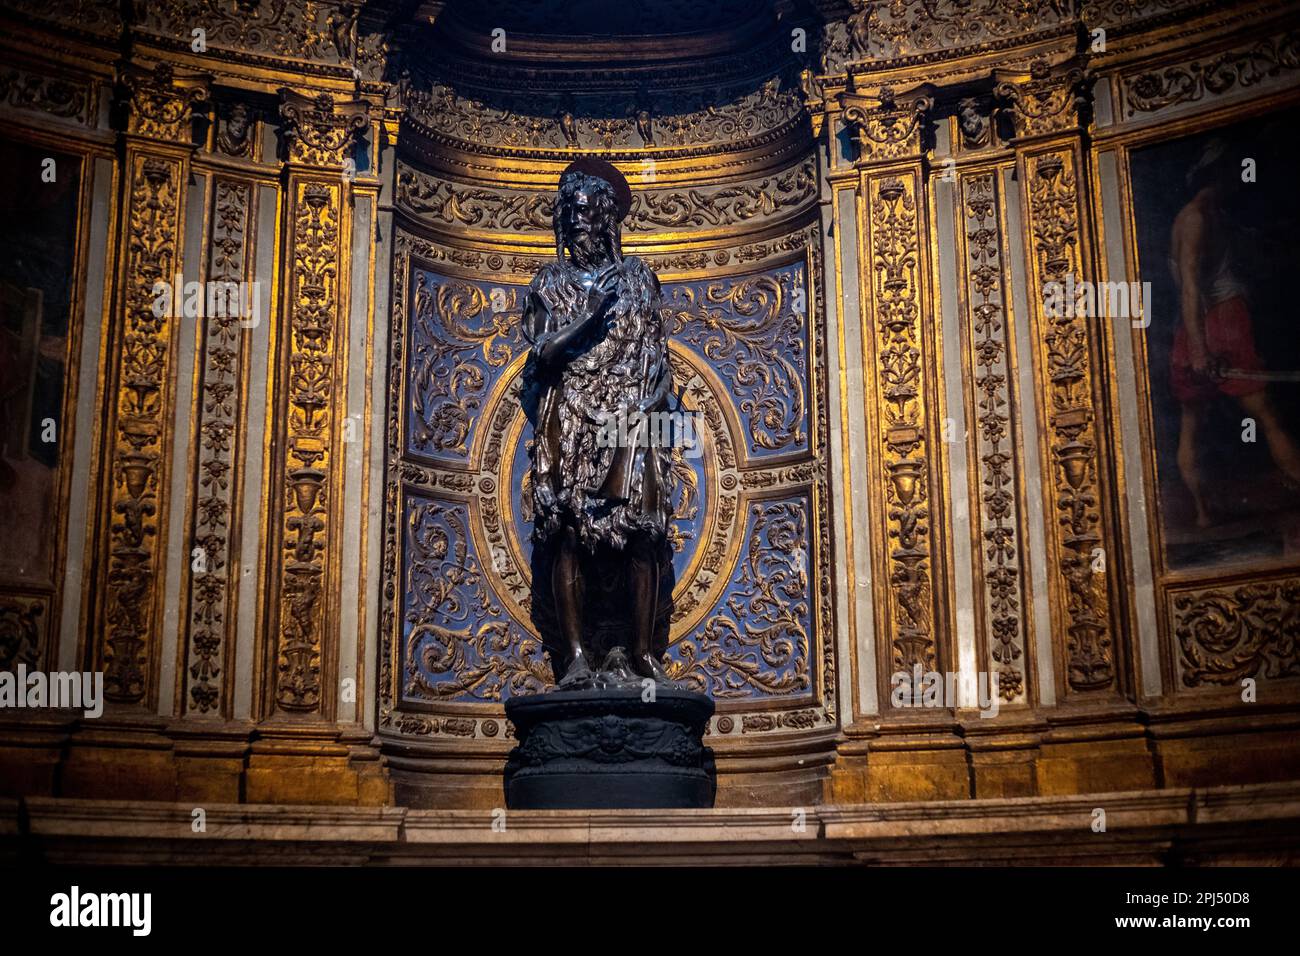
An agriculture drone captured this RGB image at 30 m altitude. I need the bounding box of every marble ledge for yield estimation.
[2,781,1298,865]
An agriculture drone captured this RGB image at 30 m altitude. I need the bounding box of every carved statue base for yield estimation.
[503,686,716,810]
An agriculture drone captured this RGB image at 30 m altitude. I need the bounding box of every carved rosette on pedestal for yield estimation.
[504,687,716,809]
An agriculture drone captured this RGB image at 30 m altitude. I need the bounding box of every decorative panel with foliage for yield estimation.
[380,238,834,739]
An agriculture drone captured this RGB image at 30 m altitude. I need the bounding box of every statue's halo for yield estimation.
[561,156,633,222]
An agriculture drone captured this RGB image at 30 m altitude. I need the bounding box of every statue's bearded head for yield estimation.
[553,159,631,270]
[555,171,620,269]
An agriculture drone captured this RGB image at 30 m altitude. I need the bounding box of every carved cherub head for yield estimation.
[958,97,990,149]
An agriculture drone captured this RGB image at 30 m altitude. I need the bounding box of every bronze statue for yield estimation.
[520,157,678,690]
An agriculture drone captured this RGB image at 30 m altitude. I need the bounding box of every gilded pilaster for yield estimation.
[955,168,1032,706]
[178,174,254,717]
[262,89,368,718]
[839,83,947,699]
[94,63,208,706]
[1000,57,1122,698]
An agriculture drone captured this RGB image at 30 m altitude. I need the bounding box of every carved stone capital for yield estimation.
[838,81,934,164]
[278,88,370,167]
[994,55,1089,140]
[119,62,210,143]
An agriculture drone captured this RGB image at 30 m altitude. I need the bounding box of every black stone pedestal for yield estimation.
[503,686,716,809]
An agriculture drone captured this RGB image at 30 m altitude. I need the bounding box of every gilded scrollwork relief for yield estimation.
[99,100,195,702]
[407,275,522,462]
[121,64,209,143]
[995,58,1088,140]
[0,67,93,125]
[822,0,1073,72]
[382,239,833,736]
[402,496,548,702]
[181,178,252,716]
[1172,576,1300,687]
[669,497,813,698]
[867,172,939,684]
[1121,30,1300,116]
[396,159,816,235]
[662,264,810,460]
[960,172,1028,704]
[404,74,805,155]
[278,89,369,168]
[396,175,552,233]
[1021,149,1115,693]
[135,0,388,79]
[270,178,343,713]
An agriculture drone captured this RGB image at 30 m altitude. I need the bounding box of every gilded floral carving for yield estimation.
[961,172,1027,703]
[278,89,369,167]
[121,63,209,143]
[669,499,813,699]
[182,178,252,716]
[995,58,1087,139]
[0,68,93,125]
[402,498,549,702]
[395,159,816,235]
[662,265,810,460]
[1123,31,1300,115]
[1022,151,1114,692]
[868,173,937,683]
[102,154,184,702]
[822,0,1073,72]
[404,74,804,154]
[272,179,343,712]
[839,85,933,163]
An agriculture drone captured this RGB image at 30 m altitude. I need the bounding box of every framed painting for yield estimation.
[1128,105,1300,576]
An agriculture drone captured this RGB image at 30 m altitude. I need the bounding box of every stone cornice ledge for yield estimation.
[4,782,1300,864]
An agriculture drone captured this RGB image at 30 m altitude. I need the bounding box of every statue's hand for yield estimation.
[584,263,620,319]
[585,287,616,324]
[593,262,620,294]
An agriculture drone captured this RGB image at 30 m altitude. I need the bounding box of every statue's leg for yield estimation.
[628,535,673,683]
[554,526,592,686]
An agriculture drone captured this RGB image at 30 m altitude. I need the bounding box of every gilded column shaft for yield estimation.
[956,169,1031,706]
[840,86,946,696]
[262,90,368,718]
[179,175,254,717]
[95,64,208,705]
[1003,60,1121,696]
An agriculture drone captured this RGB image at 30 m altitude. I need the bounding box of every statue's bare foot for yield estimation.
[632,651,681,687]
[598,647,638,687]
[557,653,594,688]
